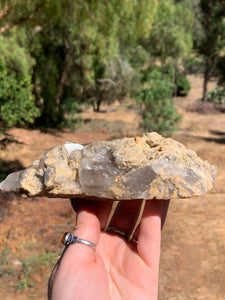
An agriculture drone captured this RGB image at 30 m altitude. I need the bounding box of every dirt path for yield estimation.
[160,75,225,300]
[0,75,224,299]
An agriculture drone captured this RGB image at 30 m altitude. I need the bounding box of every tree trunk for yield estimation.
[202,66,211,102]
[96,98,102,112]
[55,54,72,119]
[93,90,103,112]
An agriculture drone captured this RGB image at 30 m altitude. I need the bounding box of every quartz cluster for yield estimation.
[0,132,217,200]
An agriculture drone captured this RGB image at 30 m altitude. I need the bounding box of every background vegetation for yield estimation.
[0,0,225,135]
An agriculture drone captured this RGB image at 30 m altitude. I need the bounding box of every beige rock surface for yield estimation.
[0,132,217,199]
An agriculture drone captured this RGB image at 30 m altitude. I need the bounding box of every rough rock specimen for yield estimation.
[0,132,217,200]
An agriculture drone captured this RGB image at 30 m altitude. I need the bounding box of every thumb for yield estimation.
[48,204,101,300]
[73,208,101,258]
[60,206,101,271]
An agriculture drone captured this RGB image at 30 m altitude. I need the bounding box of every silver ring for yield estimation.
[62,232,96,250]
[105,226,138,243]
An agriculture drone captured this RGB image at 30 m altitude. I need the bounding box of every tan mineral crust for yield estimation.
[0,132,217,200]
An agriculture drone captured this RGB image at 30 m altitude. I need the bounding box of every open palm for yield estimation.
[50,200,166,300]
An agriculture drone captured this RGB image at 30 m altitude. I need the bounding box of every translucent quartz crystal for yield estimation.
[0,132,217,200]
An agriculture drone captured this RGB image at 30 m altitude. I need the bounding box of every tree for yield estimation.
[133,0,192,135]
[1,0,160,127]
[144,0,194,75]
[194,0,225,102]
[25,0,159,125]
[1,0,192,133]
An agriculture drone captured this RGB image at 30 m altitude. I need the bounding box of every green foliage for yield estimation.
[25,0,159,123]
[61,98,82,129]
[0,0,197,132]
[141,0,193,103]
[196,0,225,58]
[0,246,57,290]
[124,45,150,71]
[163,64,191,96]
[0,163,6,181]
[176,74,191,96]
[0,34,40,132]
[17,249,58,290]
[17,278,36,290]
[0,248,10,266]
[137,68,181,135]
[145,0,194,63]
[203,87,225,105]
[182,54,205,74]
[141,64,191,97]
[193,0,225,100]
[0,76,40,127]
[87,55,142,112]
[216,56,225,87]
[0,248,13,278]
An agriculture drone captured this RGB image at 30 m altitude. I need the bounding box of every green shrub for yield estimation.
[140,65,191,97]
[204,87,225,104]
[136,69,181,135]
[61,98,82,129]
[176,74,191,96]
[162,65,191,96]
[0,35,40,133]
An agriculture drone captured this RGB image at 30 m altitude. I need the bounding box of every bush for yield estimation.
[162,65,191,96]
[0,35,40,133]
[61,98,82,129]
[141,65,191,97]
[136,69,181,135]
[204,87,225,104]
[175,73,191,96]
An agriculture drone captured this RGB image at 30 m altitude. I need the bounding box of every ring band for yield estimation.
[62,232,96,250]
[106,226,138,243]
[104,200,146,242]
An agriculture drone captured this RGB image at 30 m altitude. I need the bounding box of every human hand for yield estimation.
[49,199,169,300]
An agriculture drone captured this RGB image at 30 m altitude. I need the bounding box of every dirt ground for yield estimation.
[0,75,224,299]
